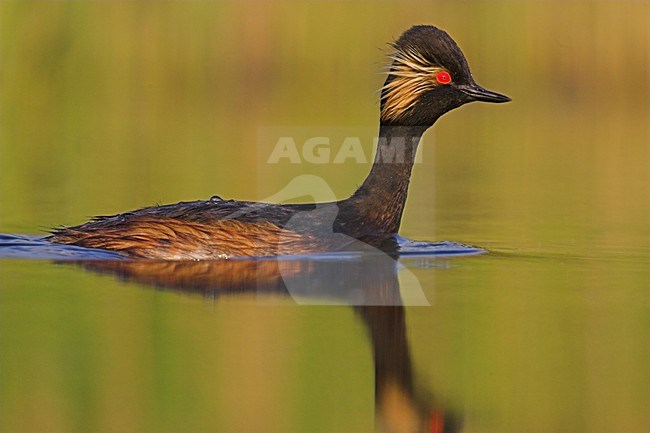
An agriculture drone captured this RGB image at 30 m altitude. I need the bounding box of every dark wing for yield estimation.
[86,199,301,226]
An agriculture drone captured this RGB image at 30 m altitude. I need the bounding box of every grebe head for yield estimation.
[380,25,510,127]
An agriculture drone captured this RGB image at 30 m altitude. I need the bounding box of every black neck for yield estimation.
[342,125,428,235]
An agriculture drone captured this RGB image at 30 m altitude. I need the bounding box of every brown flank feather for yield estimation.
[51,216,319,260]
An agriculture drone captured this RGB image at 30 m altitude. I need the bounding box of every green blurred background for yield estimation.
[1,1,649,432]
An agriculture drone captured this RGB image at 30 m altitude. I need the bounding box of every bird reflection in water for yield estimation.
[65,254,461,433]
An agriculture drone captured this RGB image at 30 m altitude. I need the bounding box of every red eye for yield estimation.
[436,71,452,84]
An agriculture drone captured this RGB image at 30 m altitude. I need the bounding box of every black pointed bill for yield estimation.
[458,83,511,103]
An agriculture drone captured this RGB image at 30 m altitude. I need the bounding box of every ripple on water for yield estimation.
[0,233,485,261]
[0,234,128,260]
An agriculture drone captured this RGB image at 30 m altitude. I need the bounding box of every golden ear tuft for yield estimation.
[380,48,446,122]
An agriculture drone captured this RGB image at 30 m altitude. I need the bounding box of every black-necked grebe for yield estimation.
[48,25,510,259]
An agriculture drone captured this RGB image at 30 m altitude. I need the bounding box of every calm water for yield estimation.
[1,2,649,432]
